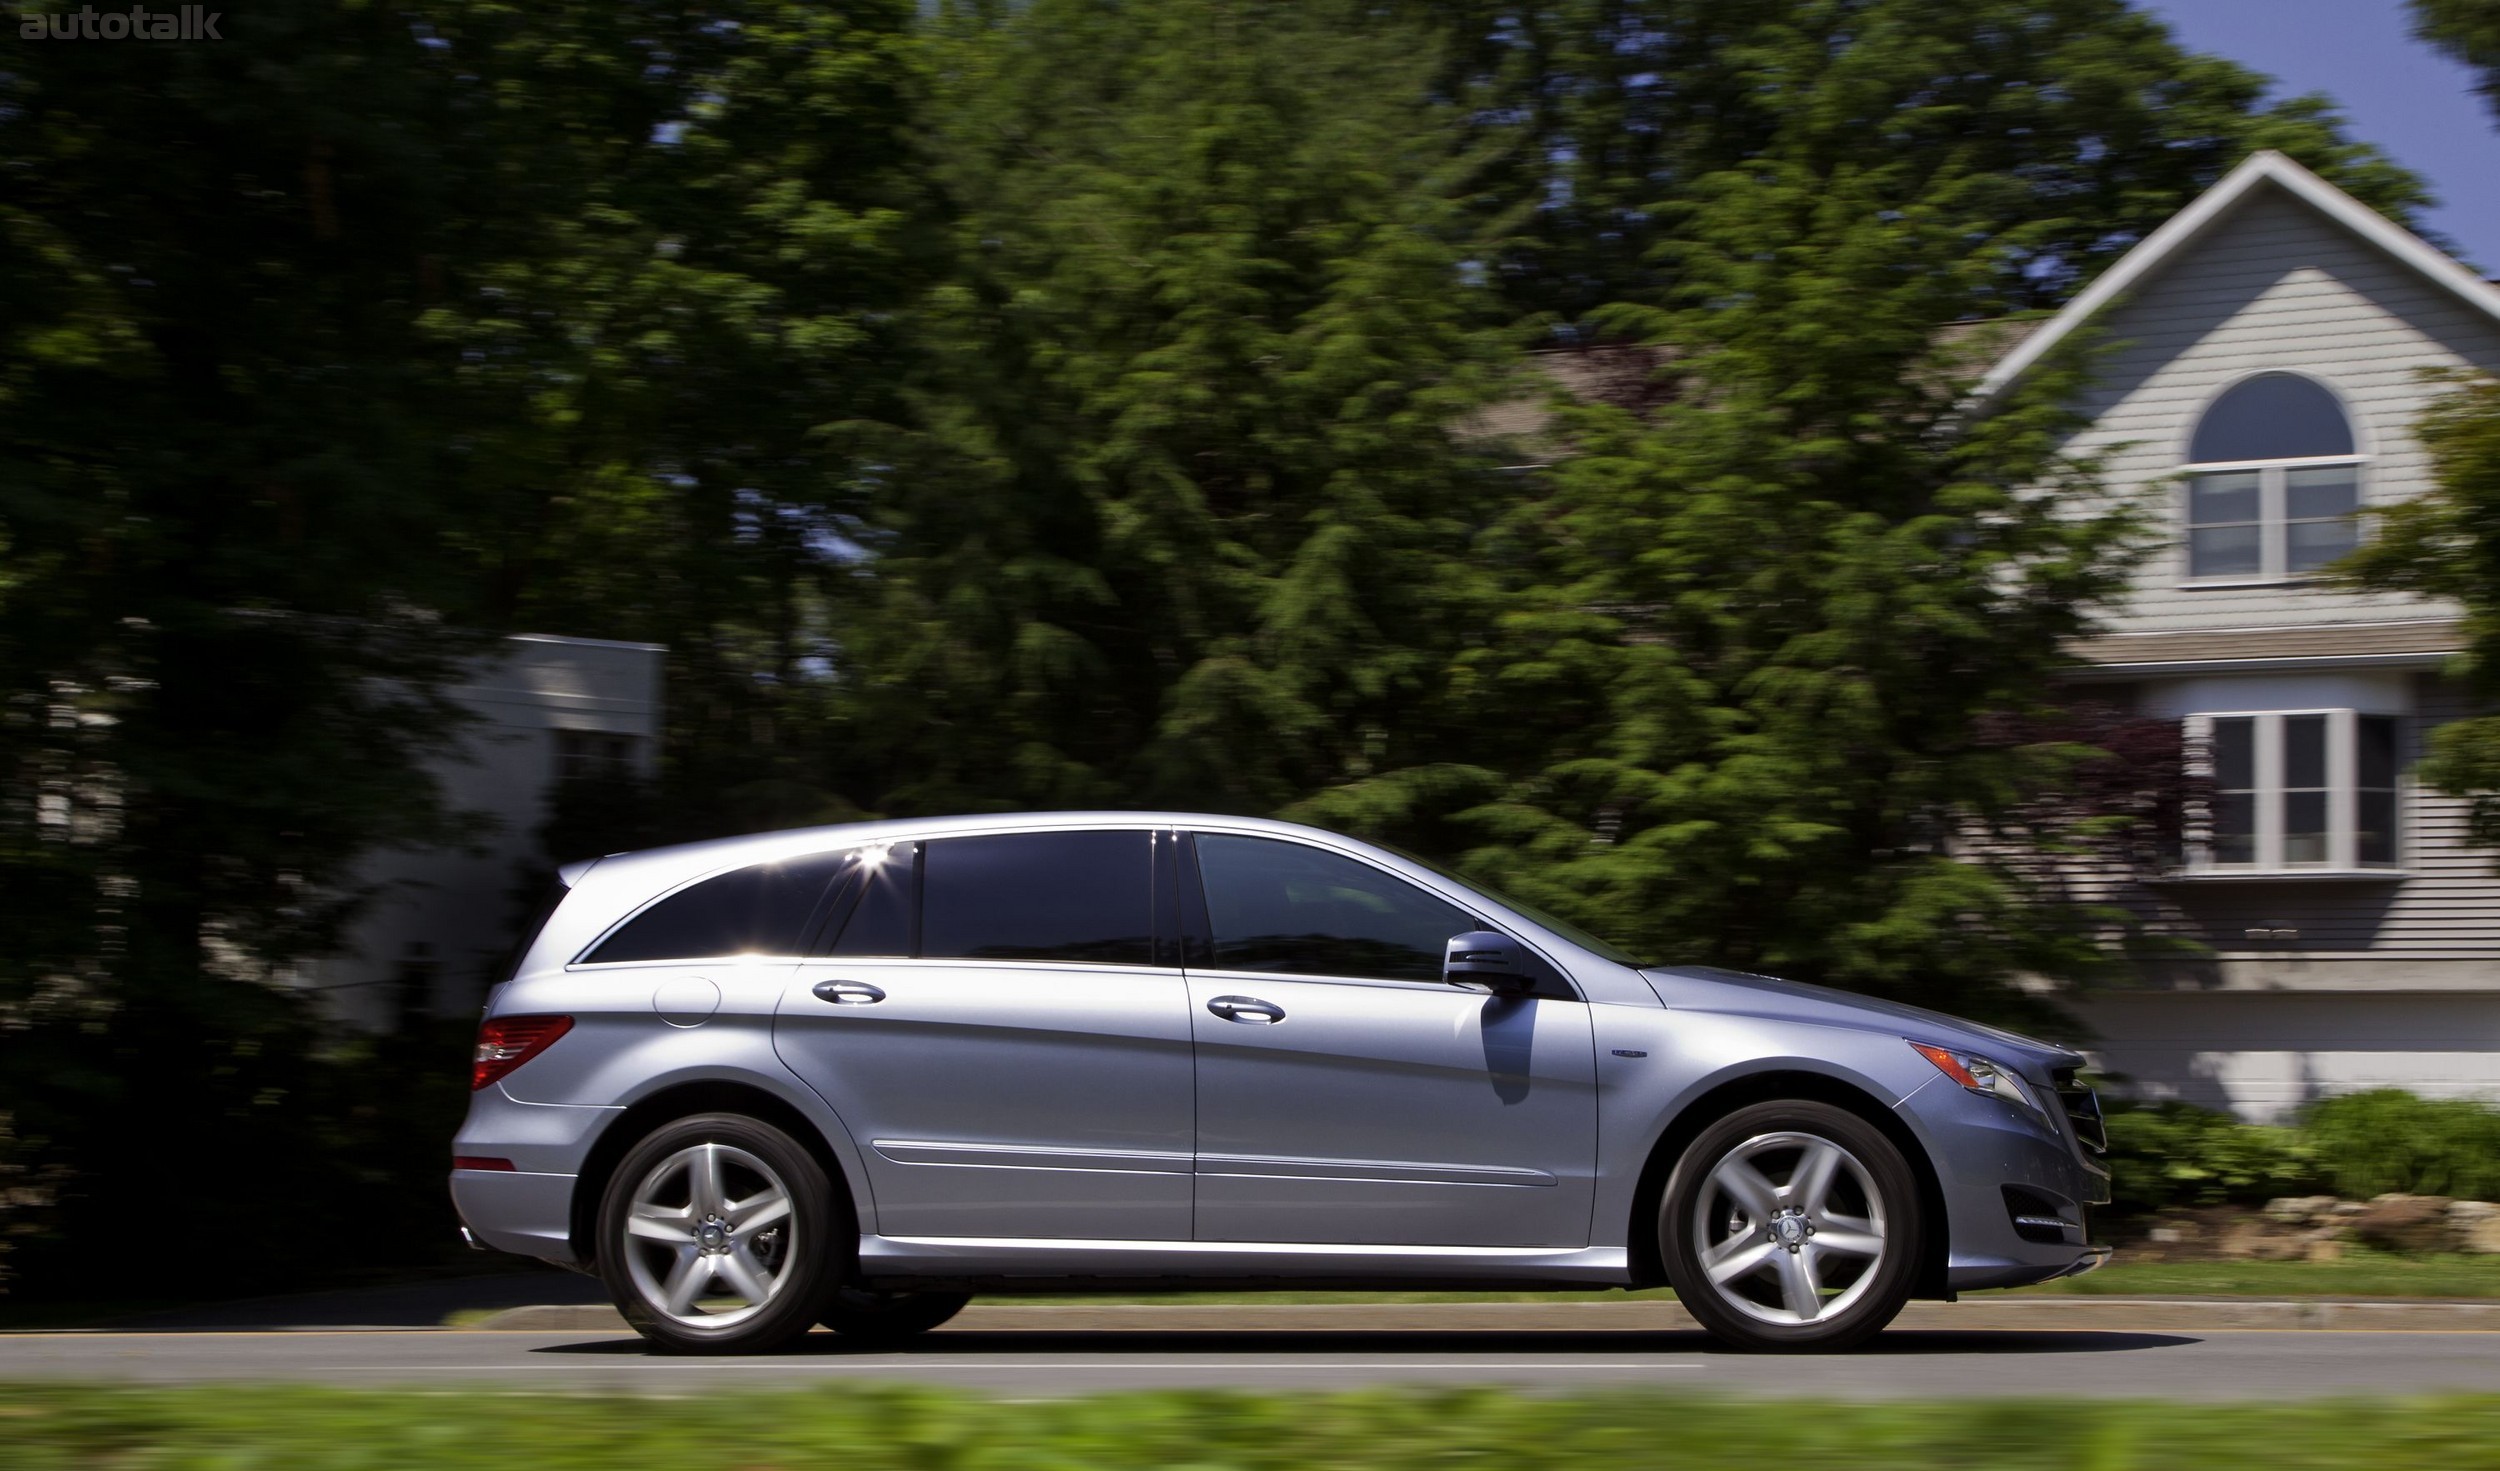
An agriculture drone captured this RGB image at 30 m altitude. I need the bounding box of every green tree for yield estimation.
[415,0,935,843]
[1296,3,2425,1022]
[2415,0,2500,121]
[0,0,496,1294]
[2341,373,2500,846]
[1413,0,2431,329]
[0,0,935,1295]
[827,0,1520,817]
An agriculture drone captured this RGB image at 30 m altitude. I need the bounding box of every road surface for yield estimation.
[12,1322,2500,1398]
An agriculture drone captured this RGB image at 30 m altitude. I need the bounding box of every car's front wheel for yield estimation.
[1659,1100,1920,1352]
[597,1112,842,1354]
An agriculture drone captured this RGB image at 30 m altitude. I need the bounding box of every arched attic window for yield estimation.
[2185,373,2363,581]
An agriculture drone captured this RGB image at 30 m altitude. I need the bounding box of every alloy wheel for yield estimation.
[619,1141,799,1329]
[1689,1130,1889,1326]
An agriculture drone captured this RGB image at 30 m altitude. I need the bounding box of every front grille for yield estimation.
[2051,1068,2107,1154]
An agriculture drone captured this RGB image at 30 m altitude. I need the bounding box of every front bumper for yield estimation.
[1896,1073,2112,1293]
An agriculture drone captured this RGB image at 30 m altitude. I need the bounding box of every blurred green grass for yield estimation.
[7,1385,2500,1469]
[2013,1252,2500,1299]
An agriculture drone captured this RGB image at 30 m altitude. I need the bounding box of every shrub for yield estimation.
[2099,1102,2319,1216]
[2299,1089,2500,1201]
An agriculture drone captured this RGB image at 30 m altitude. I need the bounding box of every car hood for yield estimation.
[1639,965,2083,1073]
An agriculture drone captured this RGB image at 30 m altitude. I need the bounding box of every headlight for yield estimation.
[1910,1041,2044,1115]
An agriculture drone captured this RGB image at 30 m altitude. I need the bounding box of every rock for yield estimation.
[2330,1200,2371,1219]
[2147,1226,2183,1245]
[2305,1236,2345,1263]
[2346,1194,2456,1254]
[2451,1200,2500,1255]
[2221,1219,2307,1261]
[2265,1195,2340,1226]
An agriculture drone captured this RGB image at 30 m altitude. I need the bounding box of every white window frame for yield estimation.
[2180,455,2366,586]
[2182,708,2402,875]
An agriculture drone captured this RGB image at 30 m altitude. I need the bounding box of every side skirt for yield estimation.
[855,1234,1633,1292]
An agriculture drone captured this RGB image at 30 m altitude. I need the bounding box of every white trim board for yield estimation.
[1972,150,2500,407]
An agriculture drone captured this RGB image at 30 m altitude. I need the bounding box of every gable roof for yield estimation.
[1973,150,2500,406]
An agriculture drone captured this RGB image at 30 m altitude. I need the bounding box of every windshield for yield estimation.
[1380,843,1655,968]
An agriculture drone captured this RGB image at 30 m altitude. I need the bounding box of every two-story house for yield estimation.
[1975,151,2500,1119]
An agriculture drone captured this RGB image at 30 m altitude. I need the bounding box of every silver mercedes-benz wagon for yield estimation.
[452,812,2110,1353]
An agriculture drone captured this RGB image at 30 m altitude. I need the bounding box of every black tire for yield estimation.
[596,1112,845,1355]
[1659,1099,1921,1352]
[819,1287,971,1347]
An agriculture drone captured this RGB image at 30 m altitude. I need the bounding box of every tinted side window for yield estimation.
[921,831,1153,966]
[824,842,917,956]
[584,851,849,963]
[1195,835,1476,982]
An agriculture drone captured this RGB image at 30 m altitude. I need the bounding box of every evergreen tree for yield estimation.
[417,0,936,840]
[2415,0,2500,121]
[0,0,498,1294]
[1297,3,2425,1022]
[830,0,1520,816]
[0,0,933,1294]
[1414,0,2431,328]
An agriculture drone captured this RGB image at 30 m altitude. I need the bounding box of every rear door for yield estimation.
[1183,833,1598,1247]
[773,828,1195,1240]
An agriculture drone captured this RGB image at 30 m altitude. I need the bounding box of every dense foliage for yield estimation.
[2341,374,2500,844]
[2101,1103,2320,1216]
[2100,1090,2500,1215]
[0,0,932,1295]
[2302,1089,2500,1202]
[0,0,2439,1296]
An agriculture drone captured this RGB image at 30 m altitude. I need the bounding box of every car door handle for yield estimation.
[810,980,886,1006]
[1206,995,1284,1024]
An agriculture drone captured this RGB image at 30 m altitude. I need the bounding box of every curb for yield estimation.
[470,1296,2500,1334]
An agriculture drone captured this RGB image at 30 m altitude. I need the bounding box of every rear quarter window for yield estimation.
[583,850,852,964]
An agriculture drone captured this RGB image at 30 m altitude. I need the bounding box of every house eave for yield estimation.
[1973,151,2500,408]
[2060,650,2458,680]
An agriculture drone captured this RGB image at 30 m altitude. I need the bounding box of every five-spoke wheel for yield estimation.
[597,1113,842,1353]
[1661,1101,1920,1351]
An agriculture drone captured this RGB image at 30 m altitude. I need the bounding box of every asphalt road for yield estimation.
[12,1324,2500,1398]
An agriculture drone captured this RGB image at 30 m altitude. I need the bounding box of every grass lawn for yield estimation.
[8,1385,2500,1469]
[2013,1252,2500,1299]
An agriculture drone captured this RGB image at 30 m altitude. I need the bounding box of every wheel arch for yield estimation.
[1624,1068,1952,1301]
[569,1079,859,1268]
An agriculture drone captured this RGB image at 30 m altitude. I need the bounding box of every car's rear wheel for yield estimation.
[820,1287,971,1346]
[597,1112,841,1354]
[1660,1100,1920,1352]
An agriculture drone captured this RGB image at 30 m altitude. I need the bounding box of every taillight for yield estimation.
[472,1014,573,1091]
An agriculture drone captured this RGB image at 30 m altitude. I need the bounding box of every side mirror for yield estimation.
[1444,930,1531,994]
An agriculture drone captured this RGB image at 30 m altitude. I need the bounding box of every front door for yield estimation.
[1183,833,1598,1247]
[774,829,1195,1240]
